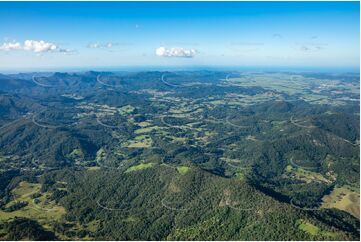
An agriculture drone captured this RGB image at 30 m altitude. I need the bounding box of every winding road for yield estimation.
[32,75,56,88]
[96,75,123,88]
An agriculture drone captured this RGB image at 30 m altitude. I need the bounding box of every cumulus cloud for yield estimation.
[0,42,22,51]
[87,42,117,49]
[0,40,58,53]
[23,40,57,52]
[155,47,197,58]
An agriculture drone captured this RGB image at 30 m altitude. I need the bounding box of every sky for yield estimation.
[0,1,359,71]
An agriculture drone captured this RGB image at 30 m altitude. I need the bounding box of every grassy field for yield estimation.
[125,162,155,173]
[224,73,358,106]
[118,104,135,115]
[298,220,319,236]
[86,166,101,171]
[96,148,107,162]
[137,121,151,127]
[321,186,360,218]
[67,148,84,161]
[176,165,190,175]
[297,219,338,238]
[284,166,332,184]
[134,126,161,134]
[126,135,153,148]
[0,182,66,223]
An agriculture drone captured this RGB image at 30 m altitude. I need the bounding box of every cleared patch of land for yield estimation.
[176,165,190,175]
[125,162,155,173]
[86,166,101,171]
[126,135,153,148]
[321,186,360,218]
[0,181,66,223]
[298,220,319,235]
[135,126,160,134]
[283,165,332,184]
[118,104,135,115]
[297,219,337,238]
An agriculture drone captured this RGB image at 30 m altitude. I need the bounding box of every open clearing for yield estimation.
[283,165,332,184]
[0,182,65,222]
[176,166,190,175]
[297,219,338,238]
[298,220,319,235]
[321,186,360,219]
[125,162,155,173]
[126,135,153,148]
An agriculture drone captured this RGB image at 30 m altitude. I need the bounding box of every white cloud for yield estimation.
[87,43,100,49]
[0,42,22,51]
[87,42,117,49]
[23,40,57,53]
[155,47,197,58]
[0,40,58,53]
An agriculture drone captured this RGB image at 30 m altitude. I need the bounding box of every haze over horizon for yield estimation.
[0,1,359,71]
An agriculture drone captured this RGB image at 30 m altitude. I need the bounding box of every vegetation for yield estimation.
[0,71,359,240]
[298,220,320,236]
[0,218,57,240]
[322,186,360,219]
[125,163,155,173]
[177,165,190,175]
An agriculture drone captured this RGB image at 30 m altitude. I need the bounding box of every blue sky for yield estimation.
[0,1,359,71]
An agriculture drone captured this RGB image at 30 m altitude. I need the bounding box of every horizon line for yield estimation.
[0,65,359,75]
